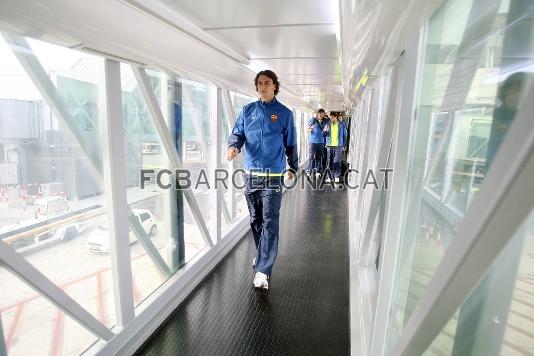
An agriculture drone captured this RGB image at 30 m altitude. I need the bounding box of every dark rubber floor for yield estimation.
[136,178,350,356]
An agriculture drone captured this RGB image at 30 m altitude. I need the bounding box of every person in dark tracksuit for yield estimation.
[320,114,330,174]
[227,70,298,290]
[306,108,326,177]
[322,112,348,183]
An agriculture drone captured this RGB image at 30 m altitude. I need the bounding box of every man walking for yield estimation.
[227,70,298,290]
[306,108,326,177]
[320,113,330,175]
[323,112,347,183]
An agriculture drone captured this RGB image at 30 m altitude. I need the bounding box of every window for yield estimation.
[0,34,113,355]
[466,120,490,159]
[385,0,534,352]
[121,66,212,307]
[424,210,534,355]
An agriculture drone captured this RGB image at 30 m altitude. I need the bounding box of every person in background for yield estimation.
[323,112,347,183]
[319,113,330,175]
[306,108,326,177]
[227,69,298,290]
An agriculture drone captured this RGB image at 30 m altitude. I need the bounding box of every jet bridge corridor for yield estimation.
[1,0,534,355]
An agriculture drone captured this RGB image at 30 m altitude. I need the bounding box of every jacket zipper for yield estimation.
[260,105,265,168]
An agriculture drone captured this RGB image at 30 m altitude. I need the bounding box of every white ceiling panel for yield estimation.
[258,58,340,76]
[159,0,344,110]
[209,25,338,59]
[160,0,337,29]
[284,74,342,86]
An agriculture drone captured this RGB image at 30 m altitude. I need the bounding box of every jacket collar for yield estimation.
[259,96,278,108]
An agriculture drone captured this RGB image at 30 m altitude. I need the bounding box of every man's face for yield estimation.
[318,112,325,119]
[331,115,338,123]
[257,75,276,101]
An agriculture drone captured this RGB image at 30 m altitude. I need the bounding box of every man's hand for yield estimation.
[307,126,313,133]
[285,170,295,180]
[226,147,239,161]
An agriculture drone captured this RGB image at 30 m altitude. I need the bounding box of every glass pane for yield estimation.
[0,35,116,337]
[0,269,98,356]
[181,79,212,225]
[120,66,208,308]
[219,90,248,231]
[387,0,534,350]
[228,91,255,221]
[423,210,534,355]
[229,91,255,115]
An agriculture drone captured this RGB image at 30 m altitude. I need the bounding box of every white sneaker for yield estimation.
[253,272,269,289]
[335,177,340,183]
[325,177,332,183]
[315,172,321,177]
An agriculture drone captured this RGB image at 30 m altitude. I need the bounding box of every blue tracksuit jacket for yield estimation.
[324,120,348,147]
[228,97,298,174]
[307,117,326,144]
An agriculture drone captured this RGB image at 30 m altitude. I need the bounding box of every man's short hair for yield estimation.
[317,108,325,114]
[254,70,280,95]
[329,111,339,118]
